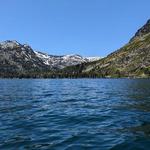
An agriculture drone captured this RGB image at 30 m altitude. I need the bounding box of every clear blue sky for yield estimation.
[0,0,149,56]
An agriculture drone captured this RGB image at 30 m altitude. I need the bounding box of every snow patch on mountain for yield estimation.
[34,51,101,69]
[86,57,101,61]
[0,40,20,49]
[0,40,101,70]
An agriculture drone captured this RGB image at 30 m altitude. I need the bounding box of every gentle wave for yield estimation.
[0,79,150,149]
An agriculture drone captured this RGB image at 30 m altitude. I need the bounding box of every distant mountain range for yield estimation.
[34,51,101,69]
[0,19,150,78]
[0,40,100,77]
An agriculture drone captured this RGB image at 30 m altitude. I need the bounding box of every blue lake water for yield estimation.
[0,79,150,150]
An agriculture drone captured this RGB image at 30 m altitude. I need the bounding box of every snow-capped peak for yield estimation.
[34,51,101,69]
[0,40,20,49]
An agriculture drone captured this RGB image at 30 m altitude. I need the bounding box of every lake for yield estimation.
[0,79,150,150]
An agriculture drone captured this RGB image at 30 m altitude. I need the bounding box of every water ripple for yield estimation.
[0,79,150,149]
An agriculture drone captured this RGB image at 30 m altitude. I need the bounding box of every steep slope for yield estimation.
[130,19,150,42]
[63,19,150,78]
[88,19,150,77]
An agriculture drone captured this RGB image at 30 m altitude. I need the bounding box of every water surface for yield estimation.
[0,79,150,149]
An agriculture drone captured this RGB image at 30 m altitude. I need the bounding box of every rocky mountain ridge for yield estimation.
[0,40,47,76]
[130,19,150,42]
[65,19,150,78]
[34,51,101,69]
[0,40,101,77]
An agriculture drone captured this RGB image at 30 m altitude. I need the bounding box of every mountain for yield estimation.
[34,51,101,69]
[1,19,150,78]
[130,19,150,42]
[0,40,100,77]
[61,19,150,78]
[0,40,48,77]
